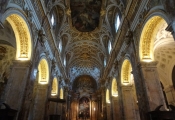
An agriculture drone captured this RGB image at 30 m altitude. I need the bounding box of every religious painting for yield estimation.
[70,0,102,32]
[79,97,90,119]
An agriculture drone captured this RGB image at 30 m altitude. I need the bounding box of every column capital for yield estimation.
[139,61,158,68]
[12,60,32,68]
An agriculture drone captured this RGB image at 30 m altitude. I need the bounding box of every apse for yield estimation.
[70,0,102,32]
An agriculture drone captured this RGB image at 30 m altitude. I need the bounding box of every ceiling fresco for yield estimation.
[70,0,102,32]
[49,0,122,84]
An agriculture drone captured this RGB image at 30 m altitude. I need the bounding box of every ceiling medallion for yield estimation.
[81,53,90,60]
[70,0,102,32]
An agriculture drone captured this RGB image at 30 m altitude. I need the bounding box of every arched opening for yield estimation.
[121,59,140,120]
[28,58,50,120]
[5,14,32,61]
[139,15,175,106]
[121,59,132,85]
[60,88,63,99]
[106,89,110,103]
[51,77,58,96]
[38,58,49,84]
[111,78,118,97]
[0,13,32,102]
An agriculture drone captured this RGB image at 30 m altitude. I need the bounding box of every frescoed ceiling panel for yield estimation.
[70,0,102,32]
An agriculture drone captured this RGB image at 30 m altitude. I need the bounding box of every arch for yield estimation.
[51,77,58,96]
[38,58,49,84]
[121,59,132,85]
[120,58,140,119]
[60,88,64,99]
[139,16,169,62]
[2,12,32,61]
[106,89,110,103]
[111,78,118,97]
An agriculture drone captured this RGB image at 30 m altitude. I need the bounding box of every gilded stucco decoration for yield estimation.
[51,78,58,96]
[111,78,118,97]
[60,88,64,99]
[121,59,132,85]
[6,14,31,60]
[140,16,163,62]
[38,59,49,84]
[66,29,108,82]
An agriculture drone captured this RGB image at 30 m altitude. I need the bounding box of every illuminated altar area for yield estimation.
[70,75,99,120]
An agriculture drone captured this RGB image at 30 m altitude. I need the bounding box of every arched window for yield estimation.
[108,41,112,54]
[115,14,120,32]
[64,57,66,66]
[51,14,55,26]
[104,58,106,67]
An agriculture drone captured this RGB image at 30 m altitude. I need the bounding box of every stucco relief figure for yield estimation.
[79,97,90,119]
[70,0,102,32]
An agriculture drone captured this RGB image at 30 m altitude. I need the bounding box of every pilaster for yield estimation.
[140,61,166,111]
[121,86,136,120]
[4,60,31,109]
[111,96,121,120]
[3,60,31,119]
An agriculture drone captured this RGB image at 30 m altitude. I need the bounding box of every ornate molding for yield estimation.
[139,61,158,68]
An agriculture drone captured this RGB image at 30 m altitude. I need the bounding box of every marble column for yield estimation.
[140,61,166,110]
[97,95,101,120]
[4,60,31,117]
[106,102,111,120]
[112,96,121,120]
[71,100,77,120]
[64,89,68,120]
[101,89,107,120]
[122,86,136,120]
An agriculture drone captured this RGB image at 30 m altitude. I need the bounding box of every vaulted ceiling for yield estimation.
[46,0,125,84]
